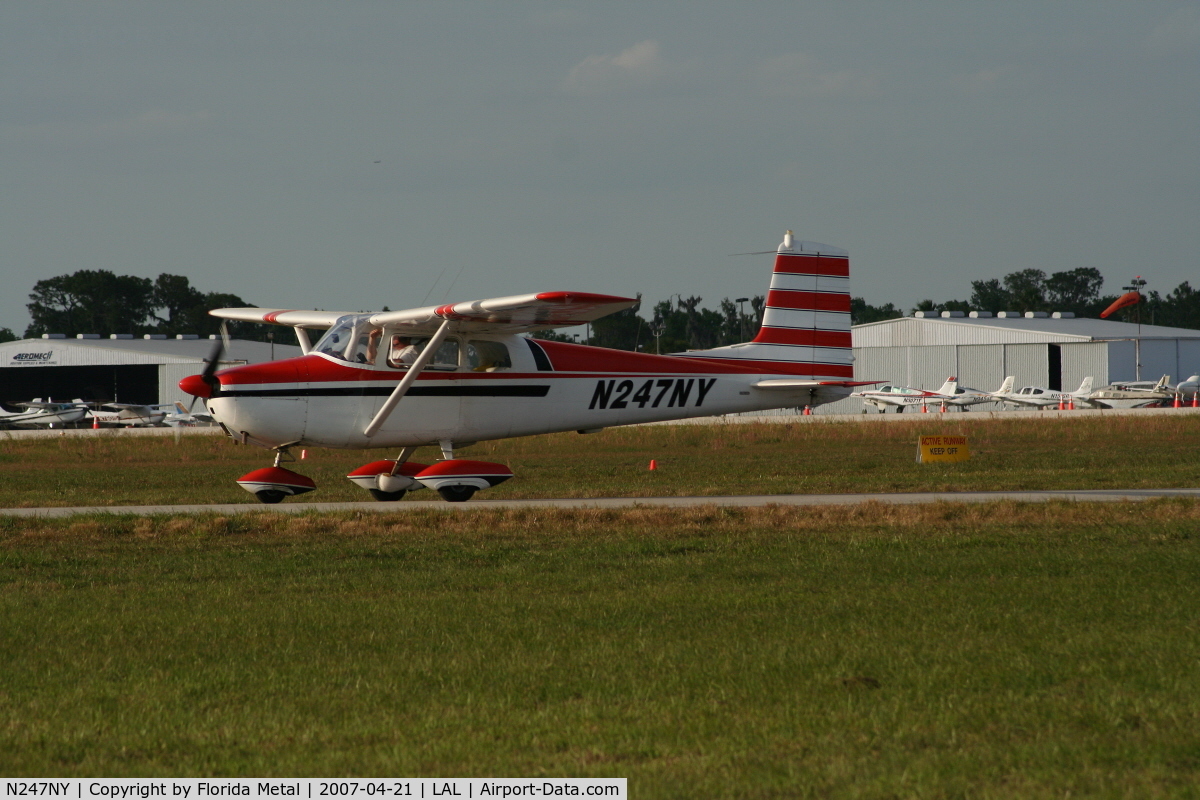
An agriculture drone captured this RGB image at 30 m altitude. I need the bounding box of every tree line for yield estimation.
[6,270,272,342]
[4,265,1197,349]
[856,267,1200,329]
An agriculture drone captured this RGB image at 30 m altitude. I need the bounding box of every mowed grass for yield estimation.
[1,413,1199,507]
[1,502,1199,796]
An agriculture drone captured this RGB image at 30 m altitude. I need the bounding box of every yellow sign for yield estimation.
[917,435,970,463]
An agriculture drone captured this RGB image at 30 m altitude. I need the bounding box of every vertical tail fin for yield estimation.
[678,230,853,378]
[935,376,958,395]
[996,376,1014,395]
[1073,377,1093,395]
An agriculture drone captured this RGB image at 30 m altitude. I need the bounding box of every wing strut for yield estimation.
[363,319,452,438]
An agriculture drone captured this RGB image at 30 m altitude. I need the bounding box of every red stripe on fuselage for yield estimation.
[213,344,814,388]
[765,289,851,312]
[773,253,849,277]
[751,328,853,348]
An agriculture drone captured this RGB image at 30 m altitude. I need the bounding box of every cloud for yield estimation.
[753,52,879,98]
[563,40,672,93]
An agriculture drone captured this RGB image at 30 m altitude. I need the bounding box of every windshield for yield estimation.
[312,315,383,364]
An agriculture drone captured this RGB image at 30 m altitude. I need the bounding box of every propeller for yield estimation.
[190,322,229,412]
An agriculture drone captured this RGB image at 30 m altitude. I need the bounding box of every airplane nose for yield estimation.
[179,374,211,398]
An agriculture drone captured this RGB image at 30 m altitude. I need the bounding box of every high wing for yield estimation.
[210,291,638,335]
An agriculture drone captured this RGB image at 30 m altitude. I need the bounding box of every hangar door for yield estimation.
[0,364,160,406]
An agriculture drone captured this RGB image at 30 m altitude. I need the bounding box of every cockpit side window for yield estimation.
[385,335,460,370]
[466,341,511,371]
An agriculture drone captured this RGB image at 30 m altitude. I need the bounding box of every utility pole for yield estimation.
[735,297,749,341]
[1123,276,1147,381]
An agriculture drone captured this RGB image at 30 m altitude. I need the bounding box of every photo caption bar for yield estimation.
[1,782,626,800]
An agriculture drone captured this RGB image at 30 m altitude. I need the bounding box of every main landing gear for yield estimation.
[235,442,514,504]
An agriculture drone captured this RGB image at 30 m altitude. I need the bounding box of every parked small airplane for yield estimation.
[179,230,879,503]
[163,401,216,427]
[989,376,1094,410]
[82,402,173,427]
[851,377,993,413]
[1080,375,1174,409]
[0,399,89,428]
[1175,375,1200,399]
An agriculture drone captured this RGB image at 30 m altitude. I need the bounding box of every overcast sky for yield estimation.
[3,1,1198,335]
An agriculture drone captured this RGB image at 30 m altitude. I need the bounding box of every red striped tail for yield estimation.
[678,231,854,378]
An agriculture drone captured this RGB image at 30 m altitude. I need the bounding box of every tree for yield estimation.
[1002,269,1049,312]
[24,269,268,340]
[0,327,16,343]
[587,294,646,351]
[26,270,156,337]
[851,298,904,325]
[1046,267,1104,310]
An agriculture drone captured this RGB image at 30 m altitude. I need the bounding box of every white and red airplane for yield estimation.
[989,376,1094,410]
[180,230,875,503]
[850,377,993,413]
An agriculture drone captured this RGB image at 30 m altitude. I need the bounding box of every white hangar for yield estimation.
[0,335,302,407]
[819,311,1200,414]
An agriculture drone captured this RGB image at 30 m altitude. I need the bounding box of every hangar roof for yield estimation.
[1,337,303,368]
[853,315,1200,348]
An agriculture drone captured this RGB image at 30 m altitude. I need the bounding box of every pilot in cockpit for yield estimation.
[387,335,420,369]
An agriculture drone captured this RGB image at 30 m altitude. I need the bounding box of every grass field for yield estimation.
[1,413,1199,507]
[2,502,1199,796]
[3,415,1199,794]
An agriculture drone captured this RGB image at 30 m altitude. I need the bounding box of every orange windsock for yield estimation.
[1100,291,1141,319]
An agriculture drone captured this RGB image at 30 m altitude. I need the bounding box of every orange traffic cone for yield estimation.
[648,460,657,471]
[940,401,947,413]
[803,405,812,416]
[91,415,99,429]
[922,403,928,413]
[1068,397,1075,410]
[1173,394,1182,408]
[1192,393,1198,408]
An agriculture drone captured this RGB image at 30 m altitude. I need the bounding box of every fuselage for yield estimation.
[203,335,851,450]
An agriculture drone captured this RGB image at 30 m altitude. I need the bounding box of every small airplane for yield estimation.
[163,401,217,427]
[1080,375,1175,409]
[0,399,89,428]
[850,377,993,413]
[989,376,1094,410]
[1175,375,1200,400]
[179,230,878,503]
[82,402,173,427]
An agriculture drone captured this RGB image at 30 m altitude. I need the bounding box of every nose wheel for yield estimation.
[236,447,316,503]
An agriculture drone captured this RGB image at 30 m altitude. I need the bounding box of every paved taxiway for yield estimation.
[4,488,1199,517]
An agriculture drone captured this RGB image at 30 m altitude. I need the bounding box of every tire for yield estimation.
[368,488,407,502]
[437,485,477,503]
[255,489,288,504]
